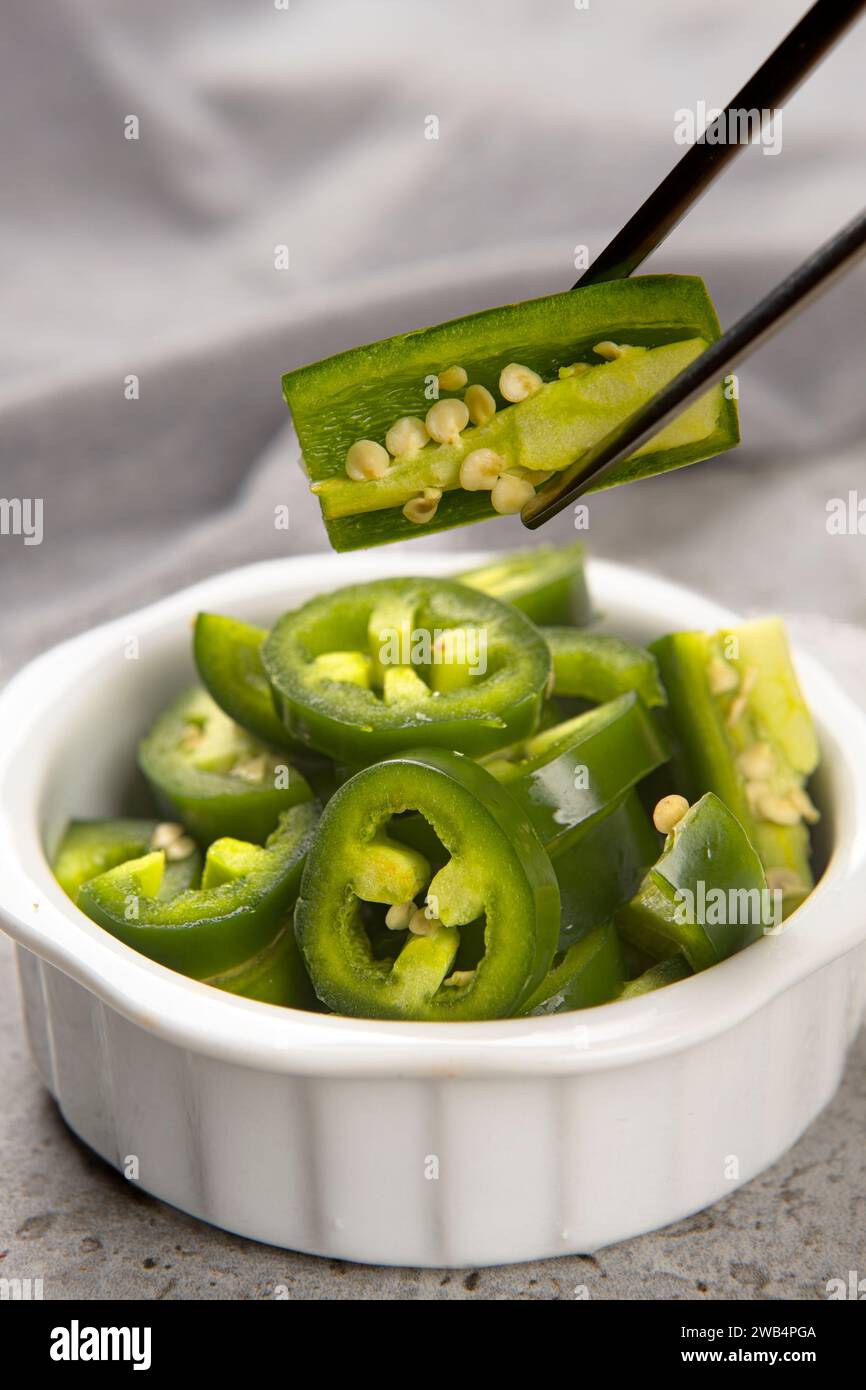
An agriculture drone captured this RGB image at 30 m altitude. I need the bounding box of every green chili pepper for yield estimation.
[458,542,592,627]
[52,818,202,902]
[616,792,768,971]
[519,922,624,1015]
[620,953,692,998]
[294,749,560,1020]
[138,687,313,845]
[651,618,818,912]
[204,924,319,1009]
[194,612,308,753]
[395,744,660,959]
[261,577,551,764]
[78,802,318,983]
[53,818,163,900]
[486,692,669,857]
[283,276,738,550]
[544,629,666,708]
[555,792,660,951]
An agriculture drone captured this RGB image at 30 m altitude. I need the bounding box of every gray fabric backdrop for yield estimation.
[2,0,866,1301]
[2,0,865,669]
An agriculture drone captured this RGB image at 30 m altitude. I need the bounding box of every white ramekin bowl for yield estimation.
[1,552,865,1269]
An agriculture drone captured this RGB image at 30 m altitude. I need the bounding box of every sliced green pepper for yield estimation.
[620,953,692,999]
[651,618,818,911]
[519,922,624,1016]
[194,612,308,753]
[555,792,660,951]
[282,276,738,550]
[205,924,319,1008]
[261,577,551,763]
[52,818,202,902]
[78,802,318,982]
[544,629,666,708]
[616,792,768,971]
[394,759,659,955]
[53,818,162,900]
[486,692,669,857]
[294,749,560,1020]
[458,542,592,627]
[139,687,313,845]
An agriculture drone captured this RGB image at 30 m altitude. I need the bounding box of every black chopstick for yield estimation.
[574,0,866,288]
[522,209,866,529]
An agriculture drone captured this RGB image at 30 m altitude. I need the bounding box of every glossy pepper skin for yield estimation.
[138,687,313,845]
[294,750,560,1021]
[651,619,818,912]
[262,577,551,764]
[78,802,319,984]
[283,276,738,551]
[52,818,202,902]
[52,818,167,900]
[393,759,660,958]
[616,792,768,972]
[204,924,319,1008]
[519,922,624,1016]
[458,542,592,628]
[486,692,669,858]
[554,792,660,952]
[194,613,309,754]
[543,629,666,708]
[620,953,692,998]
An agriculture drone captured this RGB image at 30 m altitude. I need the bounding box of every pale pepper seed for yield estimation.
[756,792,801,826]
[149,822,187,851]
[408,907,441,937]
[460,448,504,491]
[438,365,468,391]
[499,362,543,403]
[403,488,441,524]
[652,794,690,834]
[443,970,476,988]
[464,383,497,426]
[165,835,197,861]
[426,398,470,444]
[385,901,415,931]
[385,416,429,458]
[736,742,774,780]
[491,473,536,515]
[345,439,390,481]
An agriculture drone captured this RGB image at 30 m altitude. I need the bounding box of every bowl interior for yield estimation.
[35,555,835,893]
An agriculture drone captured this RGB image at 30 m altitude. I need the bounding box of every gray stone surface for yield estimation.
[1,929,863,1302]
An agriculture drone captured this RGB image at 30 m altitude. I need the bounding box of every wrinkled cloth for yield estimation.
[2,0,866,684]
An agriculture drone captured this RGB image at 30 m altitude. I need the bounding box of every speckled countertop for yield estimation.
[1,923,863,1300]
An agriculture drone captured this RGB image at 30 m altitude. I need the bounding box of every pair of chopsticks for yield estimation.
[522,0,866,530]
